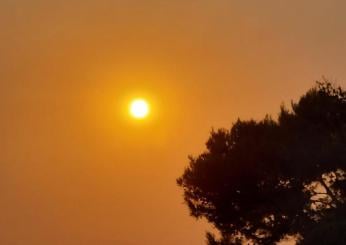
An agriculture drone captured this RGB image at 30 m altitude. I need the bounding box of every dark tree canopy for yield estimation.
[177,81,346,244]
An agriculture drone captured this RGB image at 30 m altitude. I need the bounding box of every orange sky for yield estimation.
[1,1,346,244]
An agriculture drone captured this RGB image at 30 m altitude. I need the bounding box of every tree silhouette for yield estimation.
[177,81,346,244]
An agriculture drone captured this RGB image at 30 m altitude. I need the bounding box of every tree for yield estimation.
[177,81,346,244]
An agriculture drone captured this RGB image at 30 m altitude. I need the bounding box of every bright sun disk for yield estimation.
[129,99,150,119]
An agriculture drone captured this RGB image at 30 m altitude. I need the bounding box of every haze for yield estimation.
[1,1,346,244]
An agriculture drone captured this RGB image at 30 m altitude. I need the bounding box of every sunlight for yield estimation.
[129,98,150,119]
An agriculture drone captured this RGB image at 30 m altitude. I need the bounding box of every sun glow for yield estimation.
[129,99,150,119]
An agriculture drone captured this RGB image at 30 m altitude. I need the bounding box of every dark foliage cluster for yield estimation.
[177,81,346,244]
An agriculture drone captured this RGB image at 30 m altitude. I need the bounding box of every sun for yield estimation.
[129,98,150,119]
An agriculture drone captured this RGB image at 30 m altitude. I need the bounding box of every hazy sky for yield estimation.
[1,1,346,244]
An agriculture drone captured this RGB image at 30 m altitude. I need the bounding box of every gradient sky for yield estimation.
[1,1,346,244]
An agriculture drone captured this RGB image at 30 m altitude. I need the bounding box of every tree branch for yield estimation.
[319,177,339,207]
